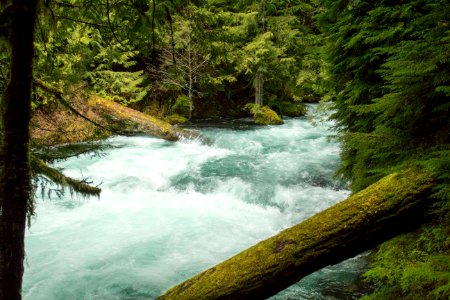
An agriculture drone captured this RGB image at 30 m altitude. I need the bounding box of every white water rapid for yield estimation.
[24,106,368,299]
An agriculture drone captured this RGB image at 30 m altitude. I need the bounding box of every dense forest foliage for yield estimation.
[0,0,448,298]
[319,1,449,298]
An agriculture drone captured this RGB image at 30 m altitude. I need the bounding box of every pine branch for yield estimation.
[31,155,101,197]
[33,142,106,162]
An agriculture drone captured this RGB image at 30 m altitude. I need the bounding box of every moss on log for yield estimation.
[158,169,436,300]
[88,96,200,141]
[245,104,284,125]
[32,80,202,144]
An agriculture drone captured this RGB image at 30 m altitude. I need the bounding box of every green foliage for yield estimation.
[85,69,150,105]
[236,31,285,76]
[167,0,325,115]
[34,23,92,83]
[163,114,188,125]
[362,219,450,300]
[84,40,150,105]
[319,0,450,298]
[171,95,191,117]
[245,103,283,125]
[319,0,450,193]
[275,100,307,117]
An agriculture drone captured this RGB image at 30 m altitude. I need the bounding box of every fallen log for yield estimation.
[88,96,201,141]
[32,78,203,143]
[158,169,436,300]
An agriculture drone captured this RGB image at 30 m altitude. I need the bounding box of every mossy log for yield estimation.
[88,96,200,141]
[32,79,202,143]
[158,169,436,300]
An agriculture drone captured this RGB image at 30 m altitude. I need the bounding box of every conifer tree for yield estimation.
[318,0,450,298]
[0,1,38,299]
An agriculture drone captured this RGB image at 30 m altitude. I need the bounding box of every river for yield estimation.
[23,106,368,299]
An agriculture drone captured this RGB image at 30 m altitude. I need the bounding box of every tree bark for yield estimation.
[188,33,193,120]
[158,169,436,300]
[0,1,38,299]
[255,71,263,106]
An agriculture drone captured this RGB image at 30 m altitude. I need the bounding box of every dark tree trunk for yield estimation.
[158,170,436,300]
[0,1,38,299]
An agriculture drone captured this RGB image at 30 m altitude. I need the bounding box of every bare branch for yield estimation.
[55,15,107,27]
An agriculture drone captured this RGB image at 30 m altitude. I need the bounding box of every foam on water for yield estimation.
[24,107,365,300]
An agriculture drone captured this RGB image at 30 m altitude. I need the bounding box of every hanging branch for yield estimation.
[152,0,156,54]
[165,6,176,64]
[106,0,126,47]
[31,155,101,197]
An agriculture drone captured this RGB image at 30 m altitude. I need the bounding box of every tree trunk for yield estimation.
[187,31,194,120]
[255,71,264,106]
[158,169,436,300]
[0,1,38,299]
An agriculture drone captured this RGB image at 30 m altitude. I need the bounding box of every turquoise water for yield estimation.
[24,107,367,299]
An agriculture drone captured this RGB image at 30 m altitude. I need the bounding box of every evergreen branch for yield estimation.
[33,142,106,162]
[30,155,101,197]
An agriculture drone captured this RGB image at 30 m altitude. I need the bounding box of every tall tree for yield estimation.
[0,0,39,299]
[318,0,449,191]
[318,0,449,298]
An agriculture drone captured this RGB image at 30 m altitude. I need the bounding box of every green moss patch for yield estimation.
[245,103,284,125]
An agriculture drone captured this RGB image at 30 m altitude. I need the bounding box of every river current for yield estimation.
[24,106,368,299]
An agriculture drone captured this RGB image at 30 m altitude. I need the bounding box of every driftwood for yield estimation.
[158,169,436,300]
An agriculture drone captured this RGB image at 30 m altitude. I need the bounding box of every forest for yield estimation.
[0,0,448,299]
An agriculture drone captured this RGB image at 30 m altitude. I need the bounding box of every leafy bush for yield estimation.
[163,114,188,125]
[362,219,450,300]
[245,103,283,125]
[171,95,191,117]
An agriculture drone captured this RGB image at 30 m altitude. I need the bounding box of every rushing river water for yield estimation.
[24,106,368,299]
